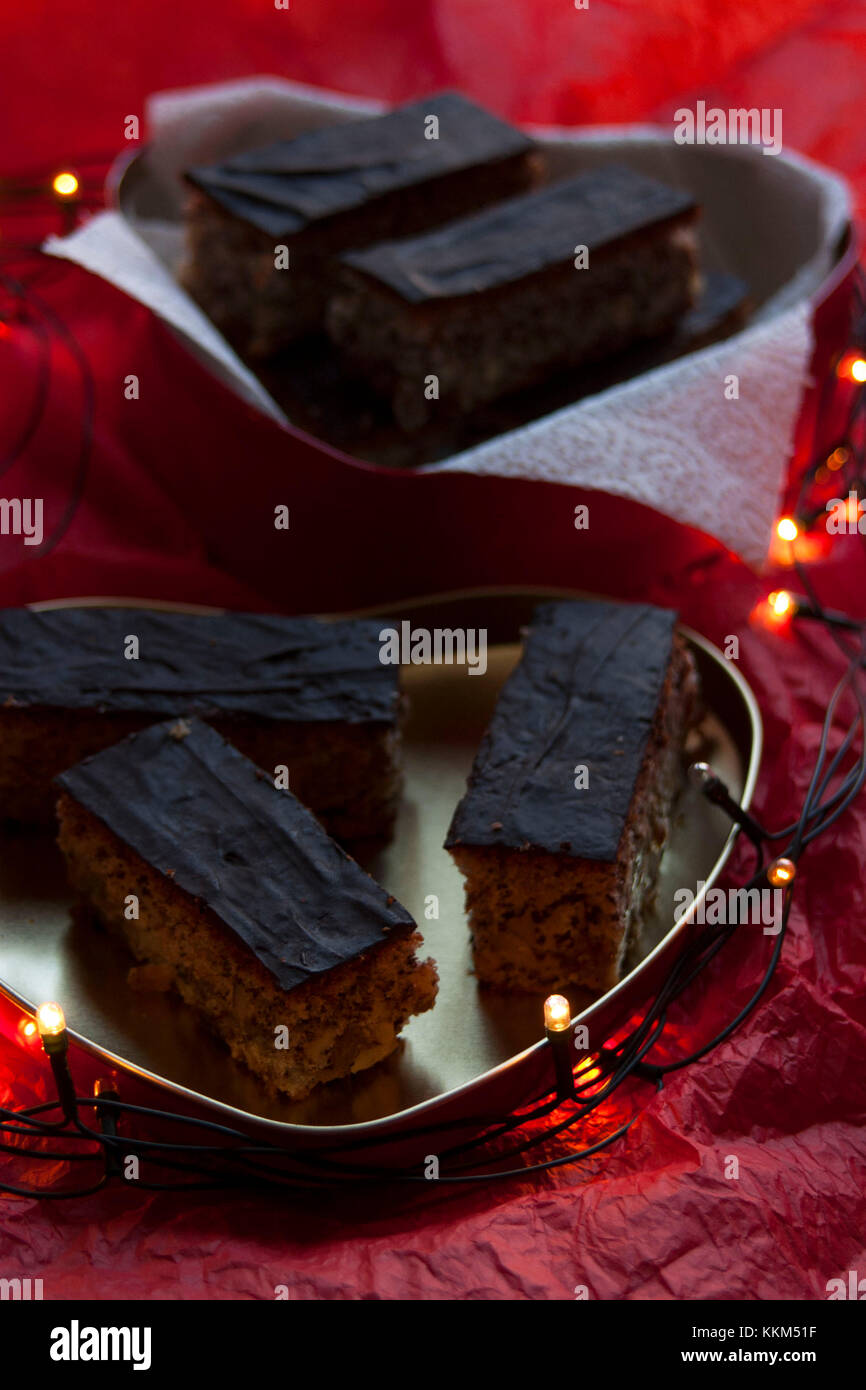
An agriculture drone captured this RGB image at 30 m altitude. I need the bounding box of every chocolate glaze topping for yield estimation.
[445,601,679,862]
[0,608,399,724]
[341,166,697,303]
[185,92,532,239]
[57,719,415,990]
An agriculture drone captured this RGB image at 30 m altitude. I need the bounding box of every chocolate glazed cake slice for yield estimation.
[327,165,700,430]
[55,719,437,1101]
[181,91,540,356]
[0,607,401,844]
[445,601,701,994]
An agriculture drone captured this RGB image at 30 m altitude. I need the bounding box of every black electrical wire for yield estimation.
[0,274,53,478]
[3,585,863,1196]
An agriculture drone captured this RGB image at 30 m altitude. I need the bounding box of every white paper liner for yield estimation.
[434,302,813,568]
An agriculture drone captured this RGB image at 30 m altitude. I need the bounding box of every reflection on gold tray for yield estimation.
[0,590,761,1135]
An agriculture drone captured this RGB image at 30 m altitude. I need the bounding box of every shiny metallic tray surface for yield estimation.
[0,591,762,1139]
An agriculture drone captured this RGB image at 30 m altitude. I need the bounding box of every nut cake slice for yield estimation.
[445,601,700,994]
[182,91,539,356]
[55,719,438,1100]
[0,607,401,843]
[327,165,699,430]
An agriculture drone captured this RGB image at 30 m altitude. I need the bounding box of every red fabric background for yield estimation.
[1,1,865,1299]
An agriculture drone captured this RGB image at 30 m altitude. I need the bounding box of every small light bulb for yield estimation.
[544,994,571,1032]
[768,857,796,887]
[36,1001,66,1038]
[827,447,849,472]
[838,354,866,383]
[776,517,799,543]
[52,171,79,199]
[17,1016,38,1045]
[768,590,792,617]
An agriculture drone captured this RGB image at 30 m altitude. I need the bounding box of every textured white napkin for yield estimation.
[44,78,851,568]
[433,303,813,567]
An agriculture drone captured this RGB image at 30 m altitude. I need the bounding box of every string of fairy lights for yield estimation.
[771,266,866,556]
[1,668,859,1196]
[0,166,865,1195]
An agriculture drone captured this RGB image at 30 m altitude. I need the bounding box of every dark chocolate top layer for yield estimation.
[185,92,532,239]
[56,719,415,990]
[0,608,398,724]
[445,601,679,862]
[341,165,697,303]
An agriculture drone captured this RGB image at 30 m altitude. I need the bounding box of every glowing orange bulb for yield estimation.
[36,1000,66,1038]
[838,353,866,383]
[828,447,849,472]
[544,994,571,1032]
[768,590,792,617]
[17,1016,38,1046]
[752,591,795,632]
[768,857,796,887]
[52,171,79,199]
[776,516,799,543]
